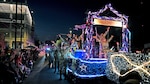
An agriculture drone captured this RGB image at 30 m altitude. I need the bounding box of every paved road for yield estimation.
[22,55,116,84]
[23,56,70,84]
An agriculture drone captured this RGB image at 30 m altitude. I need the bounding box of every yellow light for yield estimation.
[110,54,150,77]
[93,19,123,27]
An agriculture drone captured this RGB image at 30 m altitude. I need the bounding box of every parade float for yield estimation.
[67,3,150,84]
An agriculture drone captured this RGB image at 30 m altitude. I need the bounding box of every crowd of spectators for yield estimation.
[0,47,39,84]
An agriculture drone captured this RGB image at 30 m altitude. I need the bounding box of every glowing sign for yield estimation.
[93,18,123,27]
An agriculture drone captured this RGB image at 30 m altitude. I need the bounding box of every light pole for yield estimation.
[20,0,23,49]
[15,0,18,49]
[31,10,35,44]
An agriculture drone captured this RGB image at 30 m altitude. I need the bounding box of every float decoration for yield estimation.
[106,52,150,84]
[67,3,149,84]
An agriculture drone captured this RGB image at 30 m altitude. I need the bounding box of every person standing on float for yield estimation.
[94,27,114,58]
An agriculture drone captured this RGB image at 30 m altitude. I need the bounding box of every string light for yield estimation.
[106,53,150,83]
[110,54,150,76]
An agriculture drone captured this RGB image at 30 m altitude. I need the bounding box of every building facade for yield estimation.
[0,0,34,49]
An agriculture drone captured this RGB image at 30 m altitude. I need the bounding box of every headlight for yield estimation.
[46,48,50,51]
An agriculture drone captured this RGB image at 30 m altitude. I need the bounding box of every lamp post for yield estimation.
[31,10,34,44]
[20,0,23,49]
[15,0,18,49]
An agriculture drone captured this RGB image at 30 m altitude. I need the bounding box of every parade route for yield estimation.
[22,55,70,84]
[22,54,116,84]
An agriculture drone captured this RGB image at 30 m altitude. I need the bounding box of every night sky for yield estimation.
[27,0,146,50]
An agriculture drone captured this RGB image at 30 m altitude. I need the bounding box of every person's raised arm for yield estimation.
[93,35,100,42]
[51,40,58,49]
[103,27,110,37]
[58,34,65,42]
[107,35,114,42]
[74,35,79,41]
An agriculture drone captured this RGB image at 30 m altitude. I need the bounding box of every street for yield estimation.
[22,55,70,84]
[22,54,116,84]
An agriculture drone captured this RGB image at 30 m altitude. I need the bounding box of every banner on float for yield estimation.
[93,18,123,27]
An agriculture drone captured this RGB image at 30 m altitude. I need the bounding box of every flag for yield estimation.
[74,24,86,30]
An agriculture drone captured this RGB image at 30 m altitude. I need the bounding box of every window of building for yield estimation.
[0,12,10,19]
[0,22,10,28]
[12,23,23,29]
[11,31,24,38]
[12,13,24,20]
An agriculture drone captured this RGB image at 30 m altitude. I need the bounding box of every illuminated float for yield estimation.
[67,49,107,78]
[67,3,150,84]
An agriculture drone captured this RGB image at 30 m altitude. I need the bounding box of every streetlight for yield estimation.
[69,30,72,34]
[20,0,23,49]
[15,0,18,49]
[30,10,34,44]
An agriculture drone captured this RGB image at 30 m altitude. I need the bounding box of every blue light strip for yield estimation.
[67,68,105,78]
[67,57,107,78]
[79,58,107,64]
[69,56,107,63]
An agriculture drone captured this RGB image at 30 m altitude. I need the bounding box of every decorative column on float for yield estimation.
[85,11,94,58]
[120,15,131,52]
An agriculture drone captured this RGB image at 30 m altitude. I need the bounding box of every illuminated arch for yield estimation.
[85,3,131,56]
